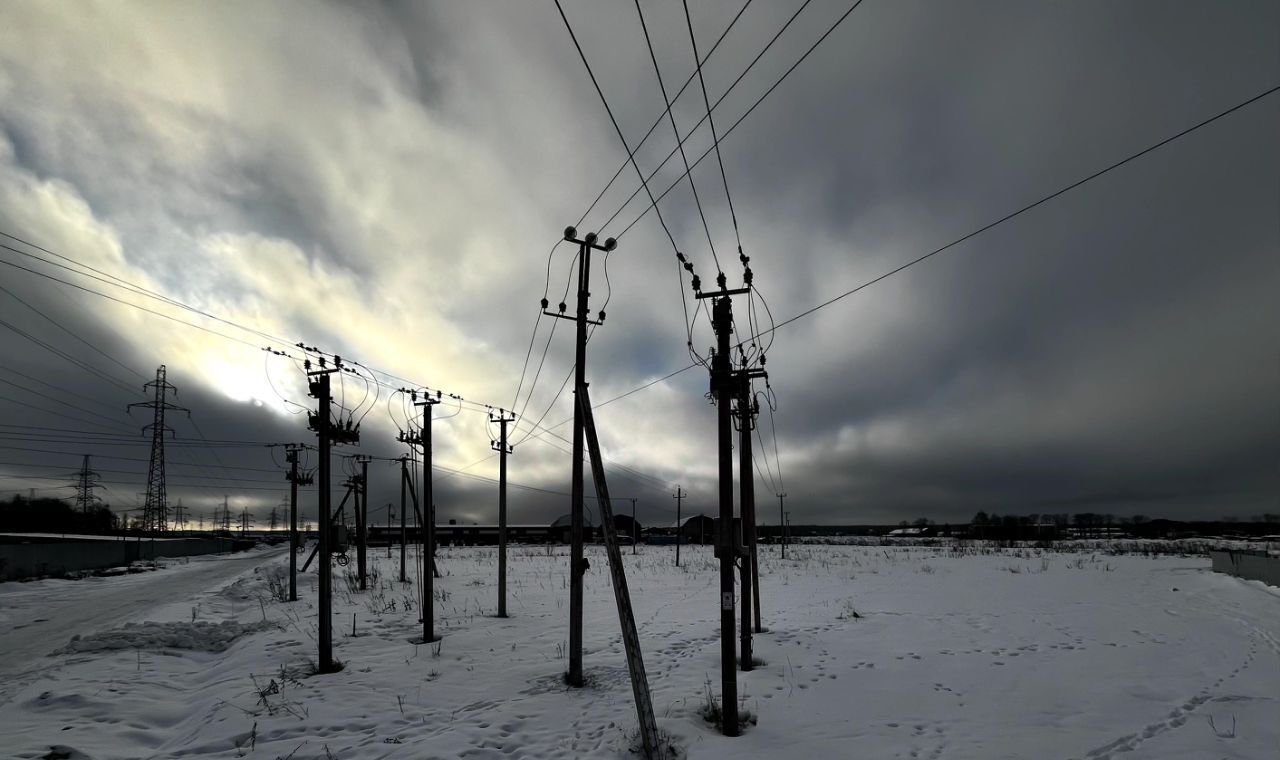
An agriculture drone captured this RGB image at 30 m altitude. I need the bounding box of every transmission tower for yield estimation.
[72,454,102,512]
[127,365,188,533]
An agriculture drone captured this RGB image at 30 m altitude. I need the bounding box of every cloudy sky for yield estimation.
[0,0,1276,529]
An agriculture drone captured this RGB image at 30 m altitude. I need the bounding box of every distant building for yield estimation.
[549,514,597,544]
[887,526,934,538]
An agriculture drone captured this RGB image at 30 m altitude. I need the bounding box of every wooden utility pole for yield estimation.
[356,454,371,591]
[691,261,756,737]
[491,409,515,617]
[630,498,638,555]
[398,455,410,583]
[413,392,441,643]
[542,226,615,687]
[711,294,739,734]
[673,486,685,567]
[306,363,336,672]
[735,372,765,663]
[284,444,312,603]
[778,492,788,559]
[579,385,659,759]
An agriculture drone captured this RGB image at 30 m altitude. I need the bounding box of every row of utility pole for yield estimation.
[278,227,779,756]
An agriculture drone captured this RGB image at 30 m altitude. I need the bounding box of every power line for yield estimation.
[615,0,864,239]
[0,282,145,382]
[553,0,687,257]
[756,83,1280,339]
[634,0,722,274]
[683,0,745,256]
[0,443,283,472]
[599,0,819,234]
[575,0,755,230]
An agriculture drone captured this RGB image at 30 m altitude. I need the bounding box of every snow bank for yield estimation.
[53,619,273,655]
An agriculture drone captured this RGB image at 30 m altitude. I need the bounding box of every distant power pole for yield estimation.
[385,502,393,558]
[127,365,188,533]
[490,409,515,618]
[73,454,102,513]
[356,454,372,591]
[541,226,616,687]
[285,444,311,602]
[630,498,638,556]
[395,455,412,583]
[778,492,788,559]
[673,486,685,567]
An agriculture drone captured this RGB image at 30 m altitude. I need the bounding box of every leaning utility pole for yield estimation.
[128,365,188,533]
[579,384,659,758]
[673,486,685,567]
[356,454,371,591]
[306,357,358,673]
[542,225,615,687]
[490,409,515,617]
[285,444,311,603]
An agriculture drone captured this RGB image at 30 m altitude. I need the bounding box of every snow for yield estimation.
[54,620,275,655]
[1,543,1277,759]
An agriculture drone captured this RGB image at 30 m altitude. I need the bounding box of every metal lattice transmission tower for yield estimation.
[128,365,189,533]
[72,454,103,513]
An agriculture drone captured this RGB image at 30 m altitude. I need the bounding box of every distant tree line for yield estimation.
[0,495,116,535]
[967,511,1279,541]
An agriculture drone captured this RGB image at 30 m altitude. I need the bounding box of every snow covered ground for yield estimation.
[1,542,1277,759]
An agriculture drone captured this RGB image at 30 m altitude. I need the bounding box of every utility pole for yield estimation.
[673,486,684,567]
[409,390,441,643]
[396,455,411,583]
[356,454,371,591]
[285,444,311,603]
[690,254,757,737]
[578,384,659,758]
[778,492,788,559]
[306,356,358,673]
[128,365,188,533]
[736,373,765,643]
[630,498,638,555]
[386,503,393,558]
[542,225,615,687]
[491,409,515,618]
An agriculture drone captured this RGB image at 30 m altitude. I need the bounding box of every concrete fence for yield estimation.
[1209,549,1280,588]
[0,536,245,581]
